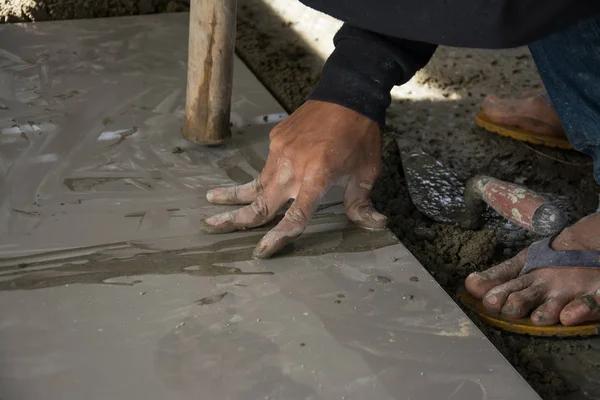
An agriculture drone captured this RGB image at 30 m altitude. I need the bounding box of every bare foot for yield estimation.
[465,213,600,326]
[481,92,566,138]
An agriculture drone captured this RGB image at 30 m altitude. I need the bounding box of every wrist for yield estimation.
[308,39,401,127]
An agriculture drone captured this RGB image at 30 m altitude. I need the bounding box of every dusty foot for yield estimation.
[466,212,600,326]
[481,91,566,138]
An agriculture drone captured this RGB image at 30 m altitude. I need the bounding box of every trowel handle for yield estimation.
[468,176,567,236]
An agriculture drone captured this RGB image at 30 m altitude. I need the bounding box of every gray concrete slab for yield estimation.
[0,14,540,400]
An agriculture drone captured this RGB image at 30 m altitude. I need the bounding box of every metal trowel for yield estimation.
[398,141,567,236]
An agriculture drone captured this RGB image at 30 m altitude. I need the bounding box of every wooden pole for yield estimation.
[182,0,237,145]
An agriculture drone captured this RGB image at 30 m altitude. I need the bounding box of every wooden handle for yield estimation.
[474,176,567,235]
[182,0,237,145]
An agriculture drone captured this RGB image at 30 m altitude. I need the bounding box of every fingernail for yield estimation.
[252,245,267,259]
[203,215,218,225]
[206,189,218,201]
[203,212,232,226]
[372,212,387,222]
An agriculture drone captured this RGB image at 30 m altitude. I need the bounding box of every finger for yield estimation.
[531,297,570,326]
[200,183,289,234]
[560,291,600,326]
[253,175,330,259]
[206,179,262,205]
[206,153,279,205]
[499,286,544,318]
[465,249,527,299]
[344,176,387,230]
[480,273,535,313]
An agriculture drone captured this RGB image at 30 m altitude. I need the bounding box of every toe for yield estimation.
[480,273,534,313]
[560,292,600,326]
[481,94,500,112]
[480,94,520,120]
[465,250,527,299]
[500,286,544,319]
[531,297,570,326]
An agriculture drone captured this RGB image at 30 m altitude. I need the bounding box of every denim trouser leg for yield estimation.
[529,13,600,186]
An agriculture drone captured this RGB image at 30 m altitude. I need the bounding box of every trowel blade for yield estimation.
[400,147,467,223]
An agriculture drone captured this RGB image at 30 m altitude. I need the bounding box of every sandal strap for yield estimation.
[520,234,600,276]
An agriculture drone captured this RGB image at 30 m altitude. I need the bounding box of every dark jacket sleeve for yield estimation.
[301,0,600,49]
[309,24,437,126]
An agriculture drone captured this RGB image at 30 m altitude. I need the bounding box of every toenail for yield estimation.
[485,294,498,305]
[502,305,514,314]
[469,272,485,280]
[487,286,504,297]
[532,311,546,322]
[581,295,600,311]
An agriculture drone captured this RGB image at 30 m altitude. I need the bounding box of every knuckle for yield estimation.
[285,207,308,225]
[280,146,298,162]
[356,180,375,193]
[252,179,264,194]
[268,136,284,153]
[232,185,242,200]
[269,125,285,142]
[251,197,269,219]
[313,152,335,167]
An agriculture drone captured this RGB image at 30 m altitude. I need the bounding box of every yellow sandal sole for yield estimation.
[457,287,600,337]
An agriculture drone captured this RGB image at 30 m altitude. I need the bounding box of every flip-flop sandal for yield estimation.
[474,94,573,150]
[458,235,600,337]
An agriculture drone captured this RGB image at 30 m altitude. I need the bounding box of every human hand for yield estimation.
[200,100,387,258]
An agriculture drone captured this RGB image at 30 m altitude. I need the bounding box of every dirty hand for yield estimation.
[200,100,387,259]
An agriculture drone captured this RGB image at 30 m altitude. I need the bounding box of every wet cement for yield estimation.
[1,222,396,291]
[3,2,600,399]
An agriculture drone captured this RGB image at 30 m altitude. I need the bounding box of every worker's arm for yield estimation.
[308,24,437,126]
